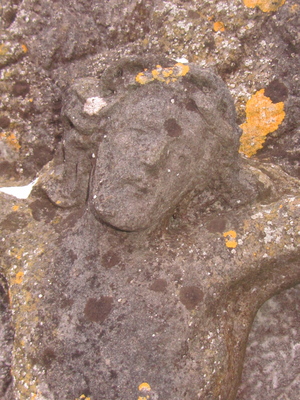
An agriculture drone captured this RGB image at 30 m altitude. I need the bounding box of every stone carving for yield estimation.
[1,60,300,400]
[41,61,249,230]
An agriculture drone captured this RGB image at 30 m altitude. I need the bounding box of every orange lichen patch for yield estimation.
[0,43,9,55]
[0,132,21,151]
[136,63,190,85]
[138,382,151,399]
[243,0,286,12]
[14,271,24,285]
[136,70,153,84]
[139,382,151,391]
[223,230,238,248]
[239,89,285,157]
[12,205,20,211]
[21,44,28,53]
[76,395,91,400]
[290,3,299,12]
[213,21,225,32]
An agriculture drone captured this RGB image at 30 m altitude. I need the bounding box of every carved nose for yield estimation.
[141,144,169,169]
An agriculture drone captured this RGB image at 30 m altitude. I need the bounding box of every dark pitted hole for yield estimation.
[265,79,288,103]
[12,81,30,97]
[102,250,121,269]
[29,198,57,222]
[110,370,118,380]
[149,278,168,292]
[164,118,182,137]
[180,286,203,310]
[3,10,17,26]
[0,116,10,129]
[84,297,113,323]
[42,348,56,368]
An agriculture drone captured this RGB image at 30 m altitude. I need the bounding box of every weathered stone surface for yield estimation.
[237,284,300,400]
[1,185,300,400]
[2,70,300,398]
[0,272,13,398]
[1,1,300,400]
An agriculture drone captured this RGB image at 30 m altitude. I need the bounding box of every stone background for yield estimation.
[238,285,300,399]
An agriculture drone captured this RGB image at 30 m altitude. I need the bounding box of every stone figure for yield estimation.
[1,59,300,400]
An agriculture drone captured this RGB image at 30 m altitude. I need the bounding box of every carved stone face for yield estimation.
[41,63,239,228]
[91,85,216,231]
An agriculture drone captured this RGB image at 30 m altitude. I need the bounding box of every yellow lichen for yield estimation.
[138,382,151,391]
[136,63,190,85]
[243,0,286,12]
[136,70,153,84]
[289,3,299,13]
[213,21,225,32]
[14,271,24,285]
[239,89,285,157]
[0,132,21,151]
[138,382,151,399]
[0,43,9,55]
[223,230,238,248]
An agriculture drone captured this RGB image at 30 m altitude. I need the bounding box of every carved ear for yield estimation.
[62,58,169,133]
[185,65,241,190]
[187,65,238,134]
[62,77,106,135]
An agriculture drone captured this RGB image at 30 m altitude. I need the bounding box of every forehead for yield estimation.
[109,84,201,134]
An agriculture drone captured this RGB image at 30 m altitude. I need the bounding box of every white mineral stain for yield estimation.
[0,178,38,199]
[251,212,264,220]
[83,97,107,115]
[173,57,189,63]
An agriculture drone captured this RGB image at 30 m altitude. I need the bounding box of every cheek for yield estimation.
[93,136,196,196]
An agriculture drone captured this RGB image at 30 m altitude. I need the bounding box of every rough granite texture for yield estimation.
[1,1,300,400]
[237,284,300,400]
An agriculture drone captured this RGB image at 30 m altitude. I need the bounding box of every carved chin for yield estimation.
[92,206,153,231]
[91,195,157,232]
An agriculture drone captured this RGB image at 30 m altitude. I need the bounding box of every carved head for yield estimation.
[90,64,240,231]
[43,60,240,231]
